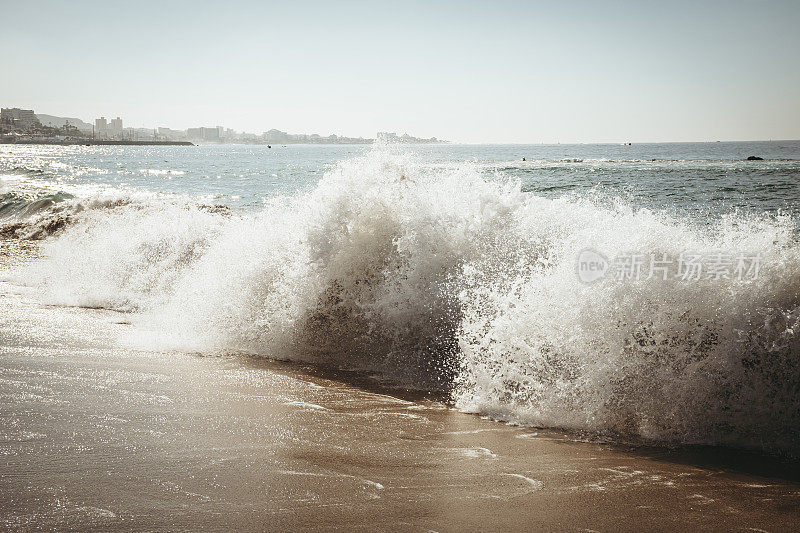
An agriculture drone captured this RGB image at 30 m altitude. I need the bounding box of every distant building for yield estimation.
[158,127,186,141]
[263,129,289,143]
[109,117,123,138]
[94,116,124,139]
[1,108,41,130]
[377,131,439,143]
[95,117,108,138]
[187,126,221,141]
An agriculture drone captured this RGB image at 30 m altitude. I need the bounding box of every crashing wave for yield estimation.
[16,148,800,456]
[0,190,137,240]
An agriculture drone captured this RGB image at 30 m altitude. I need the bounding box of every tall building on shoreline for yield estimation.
[1,108,41,131]
[95,117,107,138]
[186,127,221,141]
[109,117,123,138]
[95,116,124,139]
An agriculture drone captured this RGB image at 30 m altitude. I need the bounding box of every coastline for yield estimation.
[0,138,194,146]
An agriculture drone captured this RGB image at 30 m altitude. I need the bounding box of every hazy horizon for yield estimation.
[3,0,799,144]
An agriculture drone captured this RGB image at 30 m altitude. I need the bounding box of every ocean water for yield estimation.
[2,140,800,456]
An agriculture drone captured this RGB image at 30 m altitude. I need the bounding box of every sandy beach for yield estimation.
[2,244,799,531]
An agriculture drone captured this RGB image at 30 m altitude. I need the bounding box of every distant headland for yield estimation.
[0,107,444,145]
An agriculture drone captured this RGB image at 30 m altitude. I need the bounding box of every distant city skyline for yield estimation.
[3,105,440,144]
[2,0,799,143]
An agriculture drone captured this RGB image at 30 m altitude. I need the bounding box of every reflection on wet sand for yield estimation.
[2,274,799,531]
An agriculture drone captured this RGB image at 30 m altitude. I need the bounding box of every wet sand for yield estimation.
[2,271,800,532]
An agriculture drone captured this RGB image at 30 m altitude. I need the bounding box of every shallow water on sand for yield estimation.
[2,246,800,531]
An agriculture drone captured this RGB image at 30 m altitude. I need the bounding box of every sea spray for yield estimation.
[13,147,800,454]
[453,202,800,454]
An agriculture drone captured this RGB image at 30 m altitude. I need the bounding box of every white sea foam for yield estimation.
[12,147,800,455]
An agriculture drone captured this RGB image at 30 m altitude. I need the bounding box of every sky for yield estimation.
[2,0,798,143]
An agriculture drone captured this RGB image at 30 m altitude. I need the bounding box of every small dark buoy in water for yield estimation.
[746,155,763,161]
[267,145,272,148]
[522,157,526,161]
